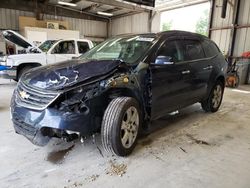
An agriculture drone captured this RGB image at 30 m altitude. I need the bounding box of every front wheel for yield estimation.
[101,97,141,156]
[201,81,224,112]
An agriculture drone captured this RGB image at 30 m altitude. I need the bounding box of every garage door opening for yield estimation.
[160,2,210,36]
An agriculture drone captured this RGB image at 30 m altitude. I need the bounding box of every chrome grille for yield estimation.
[16,81,60,110]
[13,116,36,136]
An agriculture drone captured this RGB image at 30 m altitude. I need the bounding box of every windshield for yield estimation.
[80,35,155,64]
[39,40,57,52]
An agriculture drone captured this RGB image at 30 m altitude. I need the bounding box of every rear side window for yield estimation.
[201,40,220,57]
[183,40,205,61]
[78,42,90,54]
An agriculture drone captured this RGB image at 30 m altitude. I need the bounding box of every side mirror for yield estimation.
[154,56,174,65]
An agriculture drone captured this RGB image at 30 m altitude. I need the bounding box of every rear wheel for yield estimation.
[101,97,141,156]
[201,81,224,112]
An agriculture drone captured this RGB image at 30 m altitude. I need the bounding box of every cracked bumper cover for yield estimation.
[11,92,94,146]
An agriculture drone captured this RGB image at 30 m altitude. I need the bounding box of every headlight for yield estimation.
[55,83,100,113]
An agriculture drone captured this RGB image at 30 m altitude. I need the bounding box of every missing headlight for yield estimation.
[56,83,100,113]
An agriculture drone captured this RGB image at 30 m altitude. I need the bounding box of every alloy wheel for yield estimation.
[212,85,222,109]
[120,106,139,149]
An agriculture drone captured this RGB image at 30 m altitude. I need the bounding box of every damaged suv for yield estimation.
[11,31,227,156]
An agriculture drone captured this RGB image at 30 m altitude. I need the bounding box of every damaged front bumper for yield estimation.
[11,90,95,146]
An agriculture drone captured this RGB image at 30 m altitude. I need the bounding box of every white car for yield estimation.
[0,30,94,81]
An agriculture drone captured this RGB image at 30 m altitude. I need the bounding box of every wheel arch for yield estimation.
[105,87,144,108]
[205,74,226,100]
[17,62,42,72]
[216,75,226,87]
[100,87,147,119]
[16,62,42,79]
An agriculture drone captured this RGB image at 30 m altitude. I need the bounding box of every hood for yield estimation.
[2,30,42,52]
[22,59,122,90]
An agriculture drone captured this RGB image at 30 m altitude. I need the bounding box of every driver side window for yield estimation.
[156,40,184,63]
[52,41,75,54]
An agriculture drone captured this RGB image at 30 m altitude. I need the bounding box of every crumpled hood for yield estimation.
[22,59,121,90]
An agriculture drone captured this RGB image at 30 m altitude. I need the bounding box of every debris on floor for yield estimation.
[186,134,211,146]
[85,174,100,182]
[106,160,127,177]
[179,147,187,153]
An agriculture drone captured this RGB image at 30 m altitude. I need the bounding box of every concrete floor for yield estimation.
[1,78,250,188]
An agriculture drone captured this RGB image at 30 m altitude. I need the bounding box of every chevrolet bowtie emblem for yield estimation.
[19,90,30,99]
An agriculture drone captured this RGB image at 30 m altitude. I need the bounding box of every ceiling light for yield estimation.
[97,11,113,17]
[58,1,77,7]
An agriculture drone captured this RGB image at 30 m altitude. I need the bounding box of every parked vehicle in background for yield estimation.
[10,31,227,156]
[0,30,94,81]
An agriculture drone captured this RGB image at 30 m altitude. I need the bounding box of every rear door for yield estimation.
[182,38,212,101]
[150,38,193,120]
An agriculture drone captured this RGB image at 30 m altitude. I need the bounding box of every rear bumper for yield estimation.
[11,90,94,146]
[0,66,16,79]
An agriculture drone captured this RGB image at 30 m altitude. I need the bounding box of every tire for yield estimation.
[201,81,224,113]
[17,66,33,81]
[101,97,141,156]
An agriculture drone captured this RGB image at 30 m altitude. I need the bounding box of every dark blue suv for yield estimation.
[11,31,227,156]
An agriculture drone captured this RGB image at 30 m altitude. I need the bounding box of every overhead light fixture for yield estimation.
[97,11,113,17]
[58,1,77,7]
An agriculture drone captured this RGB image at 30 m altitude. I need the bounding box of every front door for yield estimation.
[50,40,78,63]
[150,39,193,120]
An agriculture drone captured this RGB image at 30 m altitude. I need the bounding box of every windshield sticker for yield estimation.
[136,37,154,42]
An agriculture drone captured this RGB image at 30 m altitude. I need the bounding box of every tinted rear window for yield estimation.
[183,40,205,61]
[201,40,220,57]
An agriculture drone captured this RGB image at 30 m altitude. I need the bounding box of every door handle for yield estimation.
[203,65,213,70]
[182,70,190,74]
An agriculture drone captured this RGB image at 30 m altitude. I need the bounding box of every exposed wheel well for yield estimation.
[104,88,145,115]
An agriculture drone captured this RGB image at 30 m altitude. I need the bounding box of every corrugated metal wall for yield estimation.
[111,12,149,36]
[210,0,250,56]
[210,0,234,55]
[233,0,250,56]
[0,8,107,41]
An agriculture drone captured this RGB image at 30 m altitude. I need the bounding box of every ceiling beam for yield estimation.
[111,11,141,19]
[0,0,108,21]
[85,0,149,12]
[70,0,82,3]
[105,7,122,13]
[81,3,101,12]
